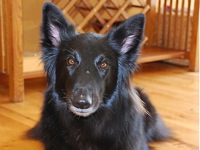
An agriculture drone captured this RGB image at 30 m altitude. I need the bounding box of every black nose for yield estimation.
[72,98,92,109]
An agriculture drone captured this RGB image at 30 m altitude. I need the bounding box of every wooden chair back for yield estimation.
[51,0,150,34]
[146,0,197,52]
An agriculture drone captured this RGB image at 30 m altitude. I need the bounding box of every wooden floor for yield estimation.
[0,62,198,150]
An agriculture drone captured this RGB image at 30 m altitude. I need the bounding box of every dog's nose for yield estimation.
[73,95,92,109]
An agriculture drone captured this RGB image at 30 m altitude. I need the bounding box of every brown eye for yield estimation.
[100,61,108,69]
[67,58,75,66]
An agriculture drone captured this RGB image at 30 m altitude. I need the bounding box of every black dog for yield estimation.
[28,2,170,150]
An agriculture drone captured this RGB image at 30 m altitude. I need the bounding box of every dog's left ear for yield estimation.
[108,14,145,58]
[41,2,75,47]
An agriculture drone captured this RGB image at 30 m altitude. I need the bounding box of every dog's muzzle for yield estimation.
[68,87,100,117]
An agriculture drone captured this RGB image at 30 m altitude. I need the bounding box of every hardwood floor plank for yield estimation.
[0,106,36,127]
[0,114,43,150]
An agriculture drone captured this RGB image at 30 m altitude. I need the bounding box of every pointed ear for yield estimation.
[108,14,145,55]
[41,2,75,47]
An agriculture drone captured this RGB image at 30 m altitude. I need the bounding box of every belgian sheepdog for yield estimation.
[28,2,170,150]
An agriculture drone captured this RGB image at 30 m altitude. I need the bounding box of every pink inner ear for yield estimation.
[49,24,60,46]
[121,35,135,54]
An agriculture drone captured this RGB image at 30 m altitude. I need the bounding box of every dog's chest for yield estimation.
[62,123,121,150]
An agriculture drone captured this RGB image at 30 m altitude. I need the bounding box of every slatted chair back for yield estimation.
[147,0,196,52]
[51,0,150,34]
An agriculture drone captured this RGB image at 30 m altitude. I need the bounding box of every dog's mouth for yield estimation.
[68,104,99,117]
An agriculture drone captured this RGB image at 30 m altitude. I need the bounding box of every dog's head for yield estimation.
[41,3,145,117]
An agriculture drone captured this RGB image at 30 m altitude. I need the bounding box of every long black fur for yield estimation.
[28,2,170,150]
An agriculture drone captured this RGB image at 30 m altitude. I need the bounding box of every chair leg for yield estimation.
[9,71,24,102]
[7,0,24,102]
[189,0,199,72]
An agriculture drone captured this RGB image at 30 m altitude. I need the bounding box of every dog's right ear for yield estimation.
[41,2,75,47]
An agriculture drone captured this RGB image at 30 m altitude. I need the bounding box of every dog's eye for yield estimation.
[99,61,108,69]
[67,58,76,66]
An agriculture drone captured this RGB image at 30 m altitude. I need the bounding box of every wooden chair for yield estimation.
[0,0,198,102]
[141,0,199,71]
